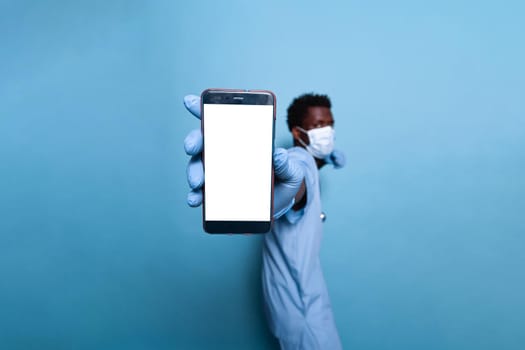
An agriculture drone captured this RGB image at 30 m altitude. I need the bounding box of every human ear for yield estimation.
[291,126,309,145]
[291,126,301,141]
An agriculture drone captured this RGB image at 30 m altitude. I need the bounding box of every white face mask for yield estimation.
[296,126,335,159]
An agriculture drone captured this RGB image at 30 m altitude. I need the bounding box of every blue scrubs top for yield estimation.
[262,147,342,349]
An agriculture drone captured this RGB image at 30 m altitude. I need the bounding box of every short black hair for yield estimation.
[286,93,332,131]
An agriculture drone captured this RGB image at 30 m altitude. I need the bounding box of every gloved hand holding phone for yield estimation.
[183,94,303,219]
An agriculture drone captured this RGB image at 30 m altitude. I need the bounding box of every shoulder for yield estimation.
[287,147,316,170]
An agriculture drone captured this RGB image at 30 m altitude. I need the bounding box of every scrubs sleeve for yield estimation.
[283,149,317,224]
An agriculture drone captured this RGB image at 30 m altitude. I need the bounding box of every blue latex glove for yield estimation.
[183,94,303,219]
[325,149,346,169]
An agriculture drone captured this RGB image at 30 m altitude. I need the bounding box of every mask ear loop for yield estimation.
[296,126,308,134]
[295,126,310,148]
[297,137,309,149]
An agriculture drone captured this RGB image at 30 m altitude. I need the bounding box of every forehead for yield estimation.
[301,106,333,126]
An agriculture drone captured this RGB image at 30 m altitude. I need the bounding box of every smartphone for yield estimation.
[201,89,276,234]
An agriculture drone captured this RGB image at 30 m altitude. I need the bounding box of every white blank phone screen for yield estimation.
[203,103,273,221]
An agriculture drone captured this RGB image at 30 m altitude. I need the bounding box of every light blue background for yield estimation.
[1,1,524,349]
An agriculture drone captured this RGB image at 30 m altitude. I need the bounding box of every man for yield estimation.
[183,93,345,349]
